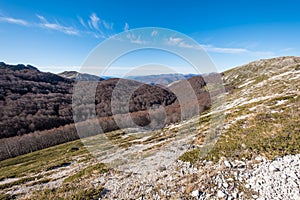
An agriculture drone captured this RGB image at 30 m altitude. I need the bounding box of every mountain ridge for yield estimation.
[58,70,200,85]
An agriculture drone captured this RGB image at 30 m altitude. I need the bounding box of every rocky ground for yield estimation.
[247,154,300,200]
[92,154,299,199]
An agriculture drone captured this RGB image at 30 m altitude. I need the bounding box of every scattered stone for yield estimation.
[217,190,226,198]
[239,162,246,169]
[246,154,300,200]
[232,191,238,199]
[224,160,232,168]
[241,143,247,149]
[226,178,234,182]
[222,182,229,188]
[158,166,167,172]
[268,164,280,172]
[191,189,199,197]
[255,156,266,162]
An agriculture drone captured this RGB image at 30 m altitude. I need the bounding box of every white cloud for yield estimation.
[36,14,46,22]
[85,13,115,38]
[202,44,273,56]
[0,16,29,26]
[166,37,197,49]
[44,23,79,35]
[126,33,148,44]
[103,20,113,30]
[124,22,129,31]
[0,12,116,38]
[151,30,158,37]
[280,48,294,52]
[166,37,183,45]
[78,16,87,28]
[201,44,248,54]
[203,45,273,56]
[89,13,100,30]
[1,14,79,36]
[37,15,79,36]
[165,37,273,56]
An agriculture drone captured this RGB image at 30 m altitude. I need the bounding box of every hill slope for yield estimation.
[0,57,299,199]
[0,63,210,160]
[0,63,182,139]
[58,71,104,81]
[0,63,74,138]
[205,56,300,161]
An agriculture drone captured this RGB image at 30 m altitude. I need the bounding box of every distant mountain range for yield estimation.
[58,70,199,85]
[124,73,198,85]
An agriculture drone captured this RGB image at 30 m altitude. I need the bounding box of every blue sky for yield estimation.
[0,0,300,75]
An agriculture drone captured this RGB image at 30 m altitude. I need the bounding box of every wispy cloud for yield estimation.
[76,13,115,38]
[37,15,79,36]
[166,37,199,49]
[0,15,29,26]
[43,23,79,35]
[78,16,87,28]
[0,12,116,38]
[201,44,273,56]
[124,22,129,31]
[151,30,158,37]
[166,37,183,46]
[0,14,80,36]
[126,33,148,44]
[36,14,46,22]
[103,20,113,30]
[165,37,273,56]
[280,47,294,52]
[201,44,248,54]
[89,13,100,30]
[1,14,273,58]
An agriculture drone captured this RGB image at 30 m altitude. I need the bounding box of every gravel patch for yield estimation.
[246,154,300,200]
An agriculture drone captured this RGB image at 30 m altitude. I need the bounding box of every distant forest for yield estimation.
[0,62,223,161]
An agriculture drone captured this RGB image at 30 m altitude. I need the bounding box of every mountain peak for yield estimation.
[58,71,103,81]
